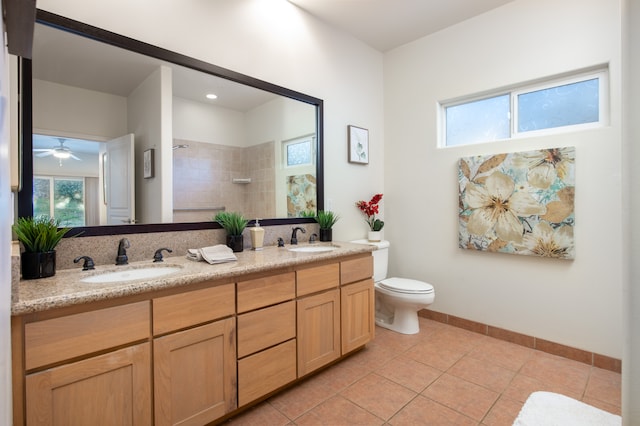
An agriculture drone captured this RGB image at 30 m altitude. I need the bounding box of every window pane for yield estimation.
[53,179,85,226]
[33,177,51,218]
[286,139,312,166]
[446,94,510,146]
[518,78,599,132]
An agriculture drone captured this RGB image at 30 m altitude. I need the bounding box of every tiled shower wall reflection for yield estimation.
[172,139,275,222]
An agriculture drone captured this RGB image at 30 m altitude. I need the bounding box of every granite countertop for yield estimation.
[12,242,375,316]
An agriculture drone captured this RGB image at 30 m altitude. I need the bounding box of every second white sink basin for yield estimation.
[81,266,182,283]
[288,246,336,253]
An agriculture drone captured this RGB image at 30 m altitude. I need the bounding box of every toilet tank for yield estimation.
[351,240,390,282]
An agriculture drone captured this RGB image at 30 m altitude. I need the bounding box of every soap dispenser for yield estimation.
[250,219,265,250]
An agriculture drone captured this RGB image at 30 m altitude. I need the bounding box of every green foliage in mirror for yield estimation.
[214,212,248,236]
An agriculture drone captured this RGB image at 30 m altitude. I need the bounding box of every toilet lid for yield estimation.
[379,278,434,294]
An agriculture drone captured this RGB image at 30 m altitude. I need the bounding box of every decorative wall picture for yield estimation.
[143,149,154,179]
[287,174,317,217]
[348,125,369,164]
[458,147,575,259]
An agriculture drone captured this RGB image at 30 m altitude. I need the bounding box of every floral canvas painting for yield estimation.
[458,147,575,259]
[287,174,317,217]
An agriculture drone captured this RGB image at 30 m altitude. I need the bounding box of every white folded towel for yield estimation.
[513,391,621,426]
[187,245,237,264]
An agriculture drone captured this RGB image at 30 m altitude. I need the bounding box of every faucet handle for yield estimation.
[309,233,318,243]
[74,256,95,271]
[153,248,173,262]
[277,237,285,247]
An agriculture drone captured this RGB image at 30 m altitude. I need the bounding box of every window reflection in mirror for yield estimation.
[21,11,323,235]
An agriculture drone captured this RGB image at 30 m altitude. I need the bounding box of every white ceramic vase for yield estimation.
[368,231,382,242]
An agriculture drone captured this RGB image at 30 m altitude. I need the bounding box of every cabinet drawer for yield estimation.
[237,301,295,358]
[25,301,150,370]
[296,263,339,297]
[341,255,373,285]
[238,339,297,406]
[153,283,234,336]
[237,272,295,313]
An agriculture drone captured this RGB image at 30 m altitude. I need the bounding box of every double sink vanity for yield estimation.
[11,242,375,425]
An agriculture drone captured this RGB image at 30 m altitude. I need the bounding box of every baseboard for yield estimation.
[419,309,621,373]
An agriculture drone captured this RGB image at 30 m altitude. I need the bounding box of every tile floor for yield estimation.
[226,317,621,425]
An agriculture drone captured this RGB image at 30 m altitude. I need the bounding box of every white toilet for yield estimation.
[352,240,435,334]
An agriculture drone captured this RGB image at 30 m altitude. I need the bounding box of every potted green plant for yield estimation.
[13,216,70,279]
[315,210,340,242]
[214,212,248,252]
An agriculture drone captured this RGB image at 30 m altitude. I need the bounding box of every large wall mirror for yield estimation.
[18,10,323,236]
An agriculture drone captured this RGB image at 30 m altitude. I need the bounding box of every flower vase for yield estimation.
[21,250,57,279]
[368,231,382,242]
[226,235,244,252]
[319,228,332,242]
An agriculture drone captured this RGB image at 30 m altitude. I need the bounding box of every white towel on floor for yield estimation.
[187,245,237,264]
[513,391,621,426]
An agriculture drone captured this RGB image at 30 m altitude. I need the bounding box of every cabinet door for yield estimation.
[154,317,236,426]
[341,279,375,354]
[297,289,340,377]
[25,343,151,426]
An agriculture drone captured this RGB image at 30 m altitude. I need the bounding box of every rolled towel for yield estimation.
[187,245,237,264]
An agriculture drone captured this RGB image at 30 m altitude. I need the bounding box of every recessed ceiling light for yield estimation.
[206,93,218,100]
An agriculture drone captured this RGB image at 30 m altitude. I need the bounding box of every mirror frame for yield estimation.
[18,9,324,237]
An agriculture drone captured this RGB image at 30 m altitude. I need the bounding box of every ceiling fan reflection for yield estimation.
[34,138,82,161]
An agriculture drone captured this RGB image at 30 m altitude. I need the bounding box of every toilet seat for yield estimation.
[378,278,434,294]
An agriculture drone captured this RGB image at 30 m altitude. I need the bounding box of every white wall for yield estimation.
[384,0,623,357]
[128,66,173,224]
[622,0,639,422]
[0,19,13,425]
[173,97,245,147]
[33,79,127,139]
[36,0,385,240]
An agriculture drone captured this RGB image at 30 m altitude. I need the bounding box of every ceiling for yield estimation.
[288,0,515,52]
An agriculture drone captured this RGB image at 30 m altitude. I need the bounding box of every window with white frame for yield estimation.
[442,68,608,147]
[283,134,315,167]
[33,176,86,227]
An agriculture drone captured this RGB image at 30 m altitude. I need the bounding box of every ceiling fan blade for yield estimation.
[70,153,82,161]
[33,148,52,152]
[36,151,54,157]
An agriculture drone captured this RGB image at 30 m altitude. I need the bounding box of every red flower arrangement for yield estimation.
[356,193,384,231]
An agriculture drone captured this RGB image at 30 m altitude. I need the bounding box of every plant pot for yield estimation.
[226,234,244,253]
[21,250,57,280]
[367,231,382,242]
[319,228,332,242]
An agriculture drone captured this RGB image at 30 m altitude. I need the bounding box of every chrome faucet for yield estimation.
[291,227,306,245]
[116,238,130,265]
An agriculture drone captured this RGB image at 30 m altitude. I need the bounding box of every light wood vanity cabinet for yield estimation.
[153,284,236,426]
[340,256,375,354]
[13,252,374,425]
[236,273,297,406]
[19,302,152,426]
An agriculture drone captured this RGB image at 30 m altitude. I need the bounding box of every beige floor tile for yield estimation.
[519,352,590,395]
[267,378,334,419]
[340,373,417,421]
[468,338,535,372]
[225,402,291,425]
[294,395,384,425]
[585,366,622,408]
[449,355,516,393]
[481,395,523,426]
[376,355,442,393]
[389,394,478,426]
[422,373,499,421]
[404,339,468,371]
[502,373,582,403]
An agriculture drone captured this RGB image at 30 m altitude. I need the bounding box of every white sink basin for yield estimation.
[288,246,336,253]
[81,266,182,283]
